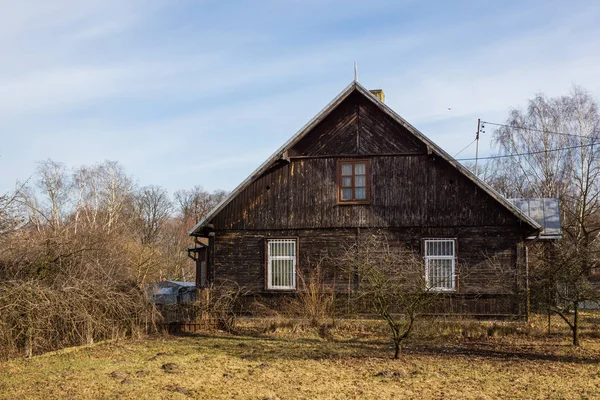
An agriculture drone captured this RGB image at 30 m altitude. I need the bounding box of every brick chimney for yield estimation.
[369,89,385,103]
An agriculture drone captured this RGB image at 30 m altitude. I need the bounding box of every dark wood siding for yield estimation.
[356,94,426,155]
[289,94,359,156]
[212,156,526,230]
[289,92,426,157]
[202,87,534,316]
[214,229,356,293]
[213,227,524,303]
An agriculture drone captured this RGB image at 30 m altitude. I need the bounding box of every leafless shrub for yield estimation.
[337,231,439,359]
[0,280,155,359]
[0,158,231,359]
[196,281,248,333]
[284,259,336,329]
[0,160,185,358]
[0,219,162,359]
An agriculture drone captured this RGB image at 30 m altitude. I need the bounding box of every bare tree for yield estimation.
[532,240,599,345]
[338,232,437,359]
[491,86,600,232]
[132,185,173,245]
[33,160,71,231]
[72,161,133,234]
[96,161,134,233]
[562,87,600,248]
[0,183,26,236]
[174,186,227,229]
[492,92,574,198]
[490,86,600,345]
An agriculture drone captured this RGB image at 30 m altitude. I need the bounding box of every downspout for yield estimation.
[208,229,216,285]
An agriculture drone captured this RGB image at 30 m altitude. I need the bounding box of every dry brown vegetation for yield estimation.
[0,160,227,358]
[1,315,599,399]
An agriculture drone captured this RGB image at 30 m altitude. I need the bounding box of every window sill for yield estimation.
[337,201,371,206]
[262,289,297,294]
[427,288,456,293]
[265,287,297,292]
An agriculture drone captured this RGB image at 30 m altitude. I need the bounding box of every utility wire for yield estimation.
[454,138,477,157]
[456,140,599,162]
[481,120,599,139]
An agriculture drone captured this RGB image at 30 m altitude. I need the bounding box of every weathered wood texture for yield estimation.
[213,227,522,295]
[212,92,526,231]
[213,229,355,293]
[160,319,218,334]
[204,88,532,316]
[213,155,526,230]
[289,92,426,156]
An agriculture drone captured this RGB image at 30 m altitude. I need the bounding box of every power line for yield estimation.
[456,140,599,162]
[454,138,477,157]
[481,120,599,139]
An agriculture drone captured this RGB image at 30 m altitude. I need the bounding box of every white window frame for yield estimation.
[267,238,297,290]
[424,238,456,291]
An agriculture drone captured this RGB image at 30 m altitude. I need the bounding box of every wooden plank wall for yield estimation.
[214,229,356,293]
[213,156,524,230]
[289,92,426,156]
[213,227,522,297]
[205,88,531,316]
[212,90,527,232]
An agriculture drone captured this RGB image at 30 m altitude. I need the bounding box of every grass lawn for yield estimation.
[1,318,600,399]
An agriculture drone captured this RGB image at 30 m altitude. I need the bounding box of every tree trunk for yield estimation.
[394,340,401,359]
[572,301,579,346]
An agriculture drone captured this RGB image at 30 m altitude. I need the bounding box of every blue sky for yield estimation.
[2,0,600,194]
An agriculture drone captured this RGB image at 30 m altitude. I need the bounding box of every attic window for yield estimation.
[338,160,370,203]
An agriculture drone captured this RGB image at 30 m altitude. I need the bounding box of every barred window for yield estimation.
[267,239,297,290]
[424,239,456,291]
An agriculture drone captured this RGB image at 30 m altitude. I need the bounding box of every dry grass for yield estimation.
[1,316,600,399]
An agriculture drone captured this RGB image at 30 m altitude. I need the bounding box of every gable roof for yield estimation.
[190,81,541,235]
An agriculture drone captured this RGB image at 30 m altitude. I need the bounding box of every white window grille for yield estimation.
[424,239,456,291]
[267,239,297,290]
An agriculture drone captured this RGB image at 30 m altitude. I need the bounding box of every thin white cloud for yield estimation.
[0,66,133,116]
[1,0,600,196]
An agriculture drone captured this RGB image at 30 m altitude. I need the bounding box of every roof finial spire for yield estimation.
[354,61,358,82]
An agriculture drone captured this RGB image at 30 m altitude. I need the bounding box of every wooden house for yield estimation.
[189,81,547,316]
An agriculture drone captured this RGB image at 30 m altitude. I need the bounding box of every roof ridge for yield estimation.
[189,81,541,235]
[188,81,358,235]
[351,83,540,231]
